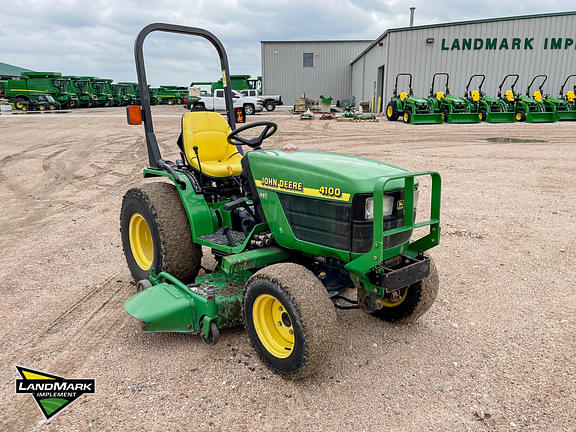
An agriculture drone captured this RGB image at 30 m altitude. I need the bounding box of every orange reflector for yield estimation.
[227,165,233,176]
[126,105,142,125]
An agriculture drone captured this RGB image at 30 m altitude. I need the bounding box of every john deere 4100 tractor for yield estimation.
[121,24,442,379]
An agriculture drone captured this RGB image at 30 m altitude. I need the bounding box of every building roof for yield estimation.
[261,40,372,44]
[351,10,576,65]
[0,61,33,78]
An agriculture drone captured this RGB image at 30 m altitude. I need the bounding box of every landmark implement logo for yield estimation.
[15,365,95,420]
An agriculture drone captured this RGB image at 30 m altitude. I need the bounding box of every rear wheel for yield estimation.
[120,182,202,283]
[265,101,276,112]
[243,263,337,379]
[386,101,399,121]
[373,255,439,323]
[191,102,206,111]
[244,104,256,115]
[167,99,174,105]
[15,99,26,110]
[515,110,526,121]
[403,109,412,124]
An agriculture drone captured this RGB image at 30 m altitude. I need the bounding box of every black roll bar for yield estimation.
[134,23,239,168]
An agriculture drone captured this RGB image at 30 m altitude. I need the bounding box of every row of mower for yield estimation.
[387,73,576,125]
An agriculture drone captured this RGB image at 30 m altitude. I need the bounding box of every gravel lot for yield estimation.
[1,106,574,431]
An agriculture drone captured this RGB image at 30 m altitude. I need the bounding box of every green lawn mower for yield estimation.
[463,74,516,123]
[427,73,481,123]
[514,75,557,123]
[121,23,442,379]
[385,73,443,124]
[543,74,576,121]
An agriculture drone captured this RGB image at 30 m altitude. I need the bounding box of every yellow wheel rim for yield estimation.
[168,100,173,105]
[516,113,522,120]
[379,288,409,307]
[16,101,24,109]
[252,294,294,358]
[478,113,482,120]
[39,105,46,111]
[387,105,393,117]
[128,213,154,270]
[403,112,409,122]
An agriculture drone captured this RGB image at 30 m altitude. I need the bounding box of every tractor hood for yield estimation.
[247,149,410,203]
[409,96,430,104]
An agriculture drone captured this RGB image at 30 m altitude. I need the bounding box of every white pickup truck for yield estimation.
[240,89,282,112]
[192,89,263,115]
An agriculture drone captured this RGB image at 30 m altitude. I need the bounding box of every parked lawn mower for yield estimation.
[427,73,481,123]
[463,74,515,123]
[515,75,557,123]
[543,74,576,121]
[121,23,442,379]
[385,73,443,124]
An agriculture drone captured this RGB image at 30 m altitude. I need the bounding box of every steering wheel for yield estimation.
[227,121,278,149]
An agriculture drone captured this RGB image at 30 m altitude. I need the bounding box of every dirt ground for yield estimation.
[0,106,574,431]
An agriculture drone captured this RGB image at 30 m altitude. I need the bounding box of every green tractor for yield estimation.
[542,74,576,121]
[385,73,443,124]
[117,82,141,105]
[463,74,516,123]
[514,75,557,123]
[121,24,442,379]
[427,73,481,123]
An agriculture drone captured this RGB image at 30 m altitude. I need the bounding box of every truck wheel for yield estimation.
[403,109,412,124]
[244,263,337,379]
[120,182,201,283]
[372,255,439,323]
[386,101,399,121]
[264,101,276,112]
[244,104,255,115]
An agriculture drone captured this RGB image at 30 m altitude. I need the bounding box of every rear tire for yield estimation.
[386,102,399,121]
[244,104,255,115]
[264,101,276,112]
[243,263,337,379]
[191,102,206,112]
[120,182,201,283]
[373,255,439,323]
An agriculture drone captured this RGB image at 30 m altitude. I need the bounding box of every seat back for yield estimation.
[399,92,408,101]
[566,90,575,102]
[533,90,543,102]
[471,90,480,102]
[504,90,515,101]
[182,112,235,166]
[436,91,445,100]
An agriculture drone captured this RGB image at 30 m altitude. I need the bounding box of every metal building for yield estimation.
[352,11,576,113]
[261,40,371,105]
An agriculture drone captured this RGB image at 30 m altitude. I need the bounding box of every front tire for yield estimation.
[120,182,202,283]
[403,109,412,124]
[515,110,526,121]
[479,109,486,121]
[373,255,439,323]
[243,263,337,379]
[440,108,449,122]
[244,104,255,115]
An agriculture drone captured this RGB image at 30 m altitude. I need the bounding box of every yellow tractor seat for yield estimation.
[436,91,445,100]
[181,112,243,177]
[471,90,480,102]
[566,90,575,102]
[399,91,408,101]
[533,91,543,102]
[504,90,515,102]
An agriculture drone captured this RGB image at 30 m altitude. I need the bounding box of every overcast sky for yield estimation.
[0,0,570,86]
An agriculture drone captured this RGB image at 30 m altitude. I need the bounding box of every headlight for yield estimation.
[364,195,394,219]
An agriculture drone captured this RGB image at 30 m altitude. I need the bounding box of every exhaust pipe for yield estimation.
[410,7,415,27]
